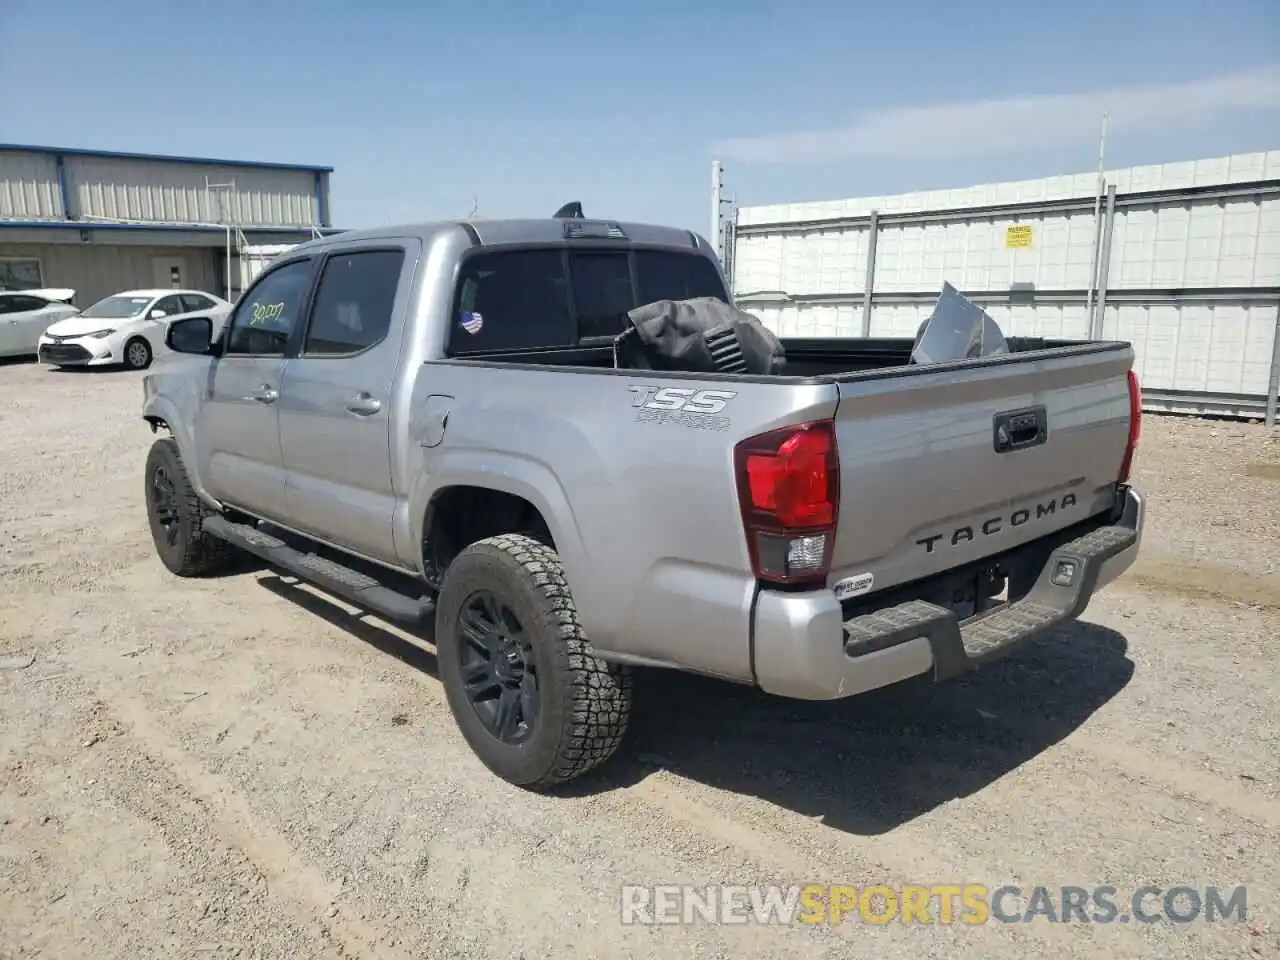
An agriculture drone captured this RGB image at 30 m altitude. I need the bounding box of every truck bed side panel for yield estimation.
[408,362,839,681]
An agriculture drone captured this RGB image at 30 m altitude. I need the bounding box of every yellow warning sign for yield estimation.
[1006,225,1033,249]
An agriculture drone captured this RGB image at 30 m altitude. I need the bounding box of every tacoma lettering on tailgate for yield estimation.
[915,493,1078,554]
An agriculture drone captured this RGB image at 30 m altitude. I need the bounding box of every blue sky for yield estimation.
[2,0,1277,234]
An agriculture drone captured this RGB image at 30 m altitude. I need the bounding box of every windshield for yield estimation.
[80,295,153,319]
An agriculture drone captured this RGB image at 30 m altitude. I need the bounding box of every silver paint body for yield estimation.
[142,217,1144,699]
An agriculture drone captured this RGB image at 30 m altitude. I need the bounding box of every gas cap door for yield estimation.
[419,394,454,448]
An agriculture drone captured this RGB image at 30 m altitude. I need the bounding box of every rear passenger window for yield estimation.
[303,250,405,355]
[635,250,728,305]
[180,293,216,313]
[451,249,573,352]
[153,295,185,317]
[0,295,48,313]
[571,252,634,339]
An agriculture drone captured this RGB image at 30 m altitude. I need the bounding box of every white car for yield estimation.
[0,289,80,358]
[38,289,231,370]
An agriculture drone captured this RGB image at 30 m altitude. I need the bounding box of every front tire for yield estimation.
[124,337,152,370]
[145,438,236,577]
[435,534,633,789]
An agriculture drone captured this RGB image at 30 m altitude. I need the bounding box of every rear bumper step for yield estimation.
[202,516,433,625]
[842,521,1139,680]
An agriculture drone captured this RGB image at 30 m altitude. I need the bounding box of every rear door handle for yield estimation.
[246,385,278,404]
[346,392,382,416]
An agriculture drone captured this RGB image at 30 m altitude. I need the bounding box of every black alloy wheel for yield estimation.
[143,437,237,577]
[150,463,181,549]
[456,590,540,744]
[434,533,633,789]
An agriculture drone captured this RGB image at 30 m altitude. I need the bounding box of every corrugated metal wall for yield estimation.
[0,148,321,227]
[68,156,317,227]
[1102,301,1277,397]
[0,242,218,306]
[0,150,63,219]
[731,151,1280,421]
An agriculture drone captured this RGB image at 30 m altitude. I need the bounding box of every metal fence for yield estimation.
[717,155,1280,427]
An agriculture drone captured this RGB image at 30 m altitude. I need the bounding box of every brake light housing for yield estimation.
[733,419,839,586]
[1118,370,1142,484]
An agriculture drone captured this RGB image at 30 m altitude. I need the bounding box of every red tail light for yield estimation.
[1118,370,1142,484]
[733,419,839,586]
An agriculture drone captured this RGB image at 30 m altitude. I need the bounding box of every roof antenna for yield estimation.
[467,194,479,218]
[553,201,584,219]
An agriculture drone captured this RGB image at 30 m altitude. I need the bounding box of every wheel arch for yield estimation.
[420,484,560,589]
[141,395,220,509]
[411,453,588,603]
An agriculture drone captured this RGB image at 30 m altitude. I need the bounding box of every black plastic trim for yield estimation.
[203,515,433,624]
[842,502,1138,679]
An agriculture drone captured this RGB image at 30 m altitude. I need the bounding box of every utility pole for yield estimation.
[711,161,724,261]
[1085,113,1109,331]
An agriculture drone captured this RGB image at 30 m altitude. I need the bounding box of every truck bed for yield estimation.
[426,332,1135,602]
[445,335,1101,380]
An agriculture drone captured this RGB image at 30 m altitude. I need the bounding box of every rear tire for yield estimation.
[145,437,236,577]
[124,337,152,370]
[435,534,632,789]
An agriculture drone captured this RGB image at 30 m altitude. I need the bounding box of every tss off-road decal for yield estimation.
[627,385,737,431]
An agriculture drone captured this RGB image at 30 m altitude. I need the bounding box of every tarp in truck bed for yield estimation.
[617,297,787,375]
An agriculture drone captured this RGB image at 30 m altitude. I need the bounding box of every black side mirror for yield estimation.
[167,315,214,354]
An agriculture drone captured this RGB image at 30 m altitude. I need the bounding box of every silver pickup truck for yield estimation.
[140,210,1144,790]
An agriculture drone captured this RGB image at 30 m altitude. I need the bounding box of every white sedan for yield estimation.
[0,289,80,359]
[38,289,231,370]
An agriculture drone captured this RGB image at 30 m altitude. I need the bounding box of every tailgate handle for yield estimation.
[993,405,1047,453]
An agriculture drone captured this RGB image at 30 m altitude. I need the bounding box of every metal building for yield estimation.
[724,151,1280,425]
[0,143,339,306]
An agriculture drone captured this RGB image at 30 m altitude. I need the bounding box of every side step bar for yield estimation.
[203,516,433,625]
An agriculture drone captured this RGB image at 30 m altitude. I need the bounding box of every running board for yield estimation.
[203,516,433,625]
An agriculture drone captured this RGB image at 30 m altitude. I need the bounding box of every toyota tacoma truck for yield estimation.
[139,208,1145,790]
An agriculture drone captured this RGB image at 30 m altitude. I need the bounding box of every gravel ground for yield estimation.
[0,358,1277,959]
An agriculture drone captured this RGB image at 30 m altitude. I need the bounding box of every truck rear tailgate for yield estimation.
[828,343,1135,594]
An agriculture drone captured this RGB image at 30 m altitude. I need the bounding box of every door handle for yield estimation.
[245,385,278,404]
[346,392,382,416]
[993,405,1047,453]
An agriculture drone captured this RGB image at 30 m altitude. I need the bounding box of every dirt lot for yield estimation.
[1,359,1277,959]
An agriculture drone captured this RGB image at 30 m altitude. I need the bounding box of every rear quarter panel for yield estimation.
[408,362,839,682]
